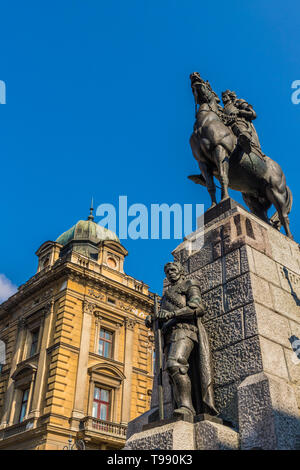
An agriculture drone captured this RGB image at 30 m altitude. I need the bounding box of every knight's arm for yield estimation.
[237,102,257,121]
[173,284,205,319]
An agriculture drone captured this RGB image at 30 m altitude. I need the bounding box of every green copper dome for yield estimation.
[56,219,120,246]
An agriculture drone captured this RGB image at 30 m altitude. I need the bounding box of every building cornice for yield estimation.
[0,259,155,319]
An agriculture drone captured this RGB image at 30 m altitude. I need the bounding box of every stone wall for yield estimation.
[127,199,300,449]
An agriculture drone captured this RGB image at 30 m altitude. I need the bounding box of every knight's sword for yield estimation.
[153,294,164,421]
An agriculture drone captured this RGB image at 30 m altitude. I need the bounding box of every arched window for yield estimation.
[87,364,125,423]
[11,364,37,424]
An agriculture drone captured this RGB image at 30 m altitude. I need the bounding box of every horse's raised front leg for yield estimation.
[190,133,217,207]
[198,161,217,208]
[213,144,229,201]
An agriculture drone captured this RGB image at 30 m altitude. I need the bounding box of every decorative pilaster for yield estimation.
[28,300,54,421]
[17,316,27,331]
[82,300,96,316]
[71,300,95,429]
[113,322,122,362]
[125,318,136,331]
[121,317,136,423]
[0,315,27,427]
[93,312,102,354]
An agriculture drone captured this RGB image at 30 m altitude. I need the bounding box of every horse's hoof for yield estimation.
[209,202,217,209]
[220,195,230,202]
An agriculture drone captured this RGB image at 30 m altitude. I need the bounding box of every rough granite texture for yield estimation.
[125,429,173,450]
[125,421,194,450]
[194,421,239,450]
[126,200,300,450]
[125,419,238,450]
[238,372,300,450]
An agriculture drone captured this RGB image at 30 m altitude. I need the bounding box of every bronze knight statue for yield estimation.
[189,72,293,239]
[146,261,218,420]
[221,89,262,156]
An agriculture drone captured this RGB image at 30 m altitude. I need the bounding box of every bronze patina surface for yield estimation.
[189,72,293,239]
[146,261,217,420]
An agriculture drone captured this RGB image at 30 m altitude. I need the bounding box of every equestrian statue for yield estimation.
[189,72,293,239]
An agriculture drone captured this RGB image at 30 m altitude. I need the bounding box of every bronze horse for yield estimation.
[189,73,293,239]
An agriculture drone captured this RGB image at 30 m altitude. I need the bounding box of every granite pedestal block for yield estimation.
[125,418,239,450]
[126,199,300,450]
[125,420,194,450]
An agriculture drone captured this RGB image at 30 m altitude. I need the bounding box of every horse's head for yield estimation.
[190,72,215,106]
[190,72,204,87]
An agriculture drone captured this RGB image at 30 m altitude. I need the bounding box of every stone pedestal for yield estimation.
[125,420,194,450]
[195,420,239,450]
[126,199,300,450]
[125,418,239,450]
[238,372,299,450]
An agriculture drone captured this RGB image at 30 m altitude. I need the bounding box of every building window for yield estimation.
[98,328,113,358]
[0,340,6,372]
[19,388,30,423]
[29,329,39,357]
[92,387,110,420]
[42,256,50,269]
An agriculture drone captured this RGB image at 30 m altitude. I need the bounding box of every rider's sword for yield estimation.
[153,294,164,421]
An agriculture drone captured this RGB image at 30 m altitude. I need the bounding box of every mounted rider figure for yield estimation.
[188,72,293,239]
[221,89,265,158]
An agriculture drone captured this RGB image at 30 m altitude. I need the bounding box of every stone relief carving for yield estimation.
[88,288,105,301]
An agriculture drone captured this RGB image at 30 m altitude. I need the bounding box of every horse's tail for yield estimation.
[270,186,293,229]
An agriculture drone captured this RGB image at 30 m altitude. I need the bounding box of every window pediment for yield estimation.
[88,363,125,386]
[12,363,37,382]
[101,240,128,256]
[89,363,125,380]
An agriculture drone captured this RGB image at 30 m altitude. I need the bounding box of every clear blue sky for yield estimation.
[0,0,300,297]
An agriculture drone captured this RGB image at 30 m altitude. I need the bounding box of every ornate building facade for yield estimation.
[0,209,155,449]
